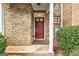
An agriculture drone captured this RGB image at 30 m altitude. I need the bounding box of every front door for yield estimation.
[35,17,44,39]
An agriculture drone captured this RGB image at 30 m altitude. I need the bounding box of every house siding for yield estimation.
[3,3,33,46]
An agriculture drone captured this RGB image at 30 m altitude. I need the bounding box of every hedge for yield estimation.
[0,33,6,53]
[57,26,79,56]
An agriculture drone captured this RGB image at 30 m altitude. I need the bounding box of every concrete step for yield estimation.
[5,46,54,56]
[6,52,54,56]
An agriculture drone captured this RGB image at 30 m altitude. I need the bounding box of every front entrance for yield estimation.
[35,17,44,39]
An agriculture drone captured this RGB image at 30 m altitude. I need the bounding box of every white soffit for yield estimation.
[32,3,49,11]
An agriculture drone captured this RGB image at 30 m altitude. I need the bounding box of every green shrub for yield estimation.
[57,26,79,56]
[0,33,6,53]
[70,48,79,56]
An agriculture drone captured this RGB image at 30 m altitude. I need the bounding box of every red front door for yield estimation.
[35,17,44,39]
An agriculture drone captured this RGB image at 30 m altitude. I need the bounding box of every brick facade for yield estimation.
[72,4,79,26]
[63,4,72,27]
[63,3,79,26]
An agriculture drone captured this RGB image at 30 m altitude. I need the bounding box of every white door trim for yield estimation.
[34,12,46,40]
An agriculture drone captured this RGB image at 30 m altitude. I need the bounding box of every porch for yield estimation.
[1,3,54,55]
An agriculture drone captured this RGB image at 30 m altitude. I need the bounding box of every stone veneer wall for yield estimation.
[3,3,33,46]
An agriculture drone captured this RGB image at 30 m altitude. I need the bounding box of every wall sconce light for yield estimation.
[37,3,41,6]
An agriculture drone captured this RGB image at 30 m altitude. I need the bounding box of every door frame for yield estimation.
[34,17,45,40]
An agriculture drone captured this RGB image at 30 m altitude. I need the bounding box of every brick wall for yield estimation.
[63,3,79,26]
[63,3,72,27]
[72,4,79,26]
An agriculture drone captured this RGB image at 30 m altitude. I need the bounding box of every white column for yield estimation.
[0,3,2,33]
[61,3,64,27]
[2,4,5,35]
[49,3,54,52]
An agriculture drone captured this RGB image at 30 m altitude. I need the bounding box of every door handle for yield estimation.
[33,35,34,37]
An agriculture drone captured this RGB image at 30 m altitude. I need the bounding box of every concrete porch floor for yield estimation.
[5,45,54,56]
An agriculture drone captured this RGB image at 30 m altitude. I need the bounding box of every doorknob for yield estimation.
[33,35,34,37]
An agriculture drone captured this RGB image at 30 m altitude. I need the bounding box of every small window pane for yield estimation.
[40,18,43,21]
[36,19,39,21]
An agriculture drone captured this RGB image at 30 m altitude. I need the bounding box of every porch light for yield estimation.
[37,3,41,6]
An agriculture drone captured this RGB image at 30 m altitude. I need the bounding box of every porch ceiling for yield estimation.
[32,3,49,11]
